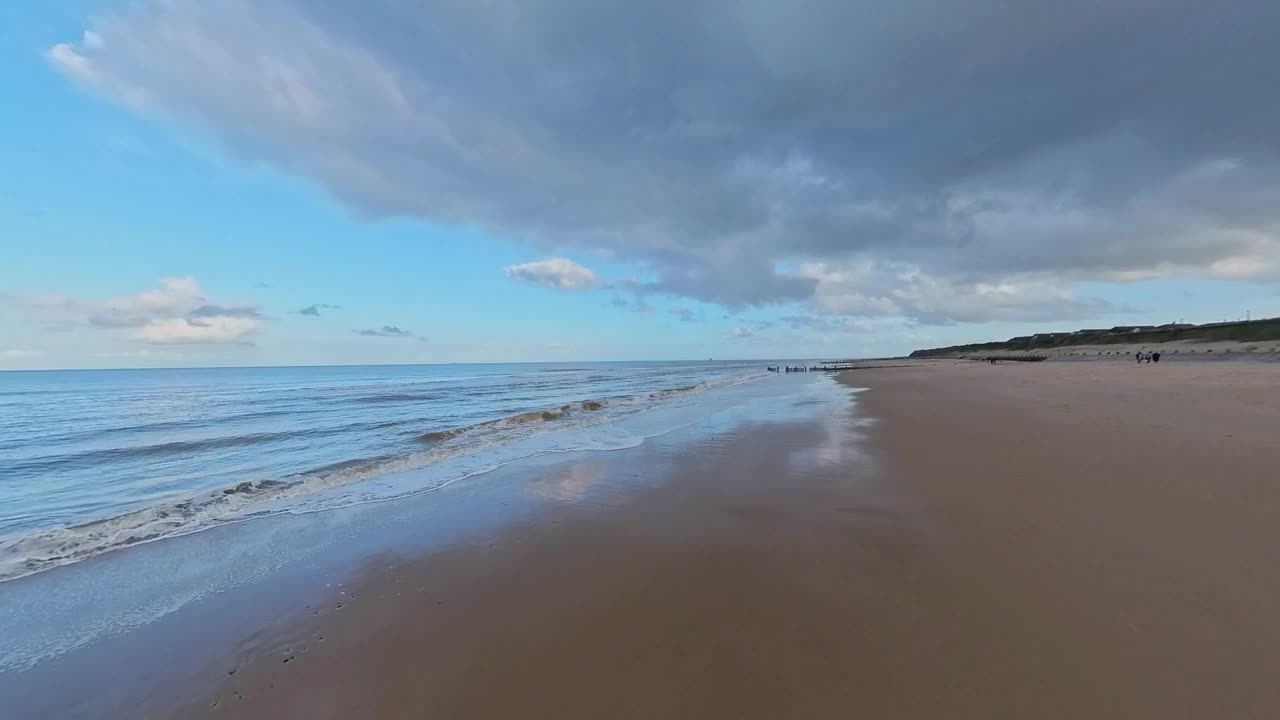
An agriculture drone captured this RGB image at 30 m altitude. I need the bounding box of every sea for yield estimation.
[0,361,817,584]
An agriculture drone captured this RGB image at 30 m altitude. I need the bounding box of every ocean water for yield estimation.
[0,361,802,582]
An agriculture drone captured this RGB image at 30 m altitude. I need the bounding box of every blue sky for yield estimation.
[2,1,1278,369]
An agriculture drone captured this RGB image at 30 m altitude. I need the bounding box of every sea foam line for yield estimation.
[0,371,770,583]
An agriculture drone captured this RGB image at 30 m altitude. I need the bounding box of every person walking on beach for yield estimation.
[1136,351,1143,364]
[1152,351,1161,363]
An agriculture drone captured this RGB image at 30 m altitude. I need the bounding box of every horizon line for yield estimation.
[0,357,866,373]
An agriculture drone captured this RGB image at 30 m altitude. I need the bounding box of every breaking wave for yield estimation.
[0,372,767,583]
[417,399,609,443]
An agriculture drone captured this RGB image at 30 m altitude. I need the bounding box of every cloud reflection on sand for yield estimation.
[532,461,608,503]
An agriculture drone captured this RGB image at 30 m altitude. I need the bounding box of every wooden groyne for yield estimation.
[974,354,1050,363]
[768,365,858,372]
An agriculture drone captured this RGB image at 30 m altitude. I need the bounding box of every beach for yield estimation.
[14,2,1280,717]
[850,360,1280,717]
[162,359,1280,718]
[7,360,1280,717]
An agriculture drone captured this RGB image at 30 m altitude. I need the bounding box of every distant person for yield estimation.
[1152,351,1161,363]
[1144,351,1154,363]
[1136,351,1143,364]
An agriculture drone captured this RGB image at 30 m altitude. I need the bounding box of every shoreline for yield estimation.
[192,359,1280,719]
[178,407,896,718]
[4,374,861,718]
[0,365,779,586]
[9,360,1280,717]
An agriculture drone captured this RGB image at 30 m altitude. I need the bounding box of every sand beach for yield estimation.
[164,359,1280,718]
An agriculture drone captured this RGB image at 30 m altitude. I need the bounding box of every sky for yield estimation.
[2,0,1278,369]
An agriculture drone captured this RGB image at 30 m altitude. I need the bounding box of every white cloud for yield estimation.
[15,277,263,344]
[47,35,150,110]
[505,258,600,291]
[96,276,204,326]
[132,315,261,344]
[797,261,1112,325]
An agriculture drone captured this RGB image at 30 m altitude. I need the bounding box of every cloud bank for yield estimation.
[21,276,263,344]
[48,0,1280,324]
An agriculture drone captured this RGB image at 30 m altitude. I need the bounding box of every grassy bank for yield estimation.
[910,318,1280,358]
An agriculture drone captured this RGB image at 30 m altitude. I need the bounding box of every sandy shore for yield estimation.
[177,408,904,719]
[172,360,1280,718]
[850,360,1280,717]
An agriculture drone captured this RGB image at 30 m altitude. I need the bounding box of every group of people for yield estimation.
[1136,350,1162,363]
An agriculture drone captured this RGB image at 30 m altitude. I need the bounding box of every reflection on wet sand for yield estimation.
[531,461,608,503]
[176,385,918,719]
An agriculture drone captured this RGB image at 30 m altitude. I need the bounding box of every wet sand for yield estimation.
[179,361,1280,718]
[178,411,907,718]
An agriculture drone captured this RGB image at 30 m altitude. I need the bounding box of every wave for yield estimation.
[410,380,719,447]
[0,372,769,583]
[650,384,699,397]
[352,392,441,404]
[0,409,306,453]
[417,399,609,443]
[12,432,308,474]
[9,419,423,476]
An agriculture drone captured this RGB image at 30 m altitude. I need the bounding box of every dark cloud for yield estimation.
[298,303,342,316]
[778,315,871,333]
[190,304,262,319]
[355,325,414,337]
[607,294,653,314]
[49,0,1280,323]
